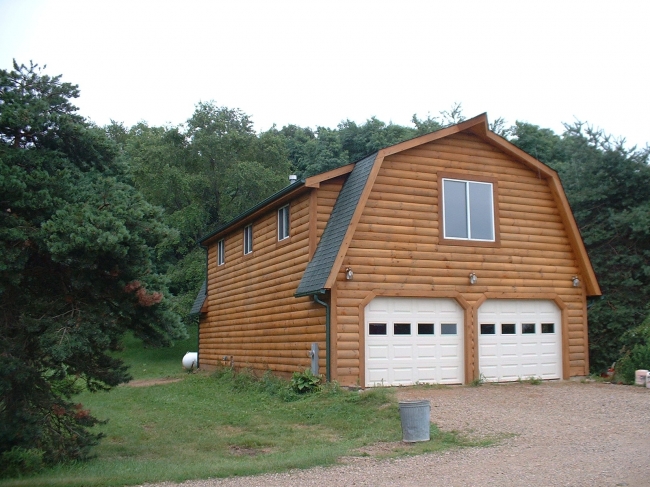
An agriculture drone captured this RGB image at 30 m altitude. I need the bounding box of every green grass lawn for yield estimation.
[1,326,480,487]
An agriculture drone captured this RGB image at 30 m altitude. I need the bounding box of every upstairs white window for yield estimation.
[278,205,290,241]
[442,178,495,242]
[217,239,225,265]
[243,224,253,255]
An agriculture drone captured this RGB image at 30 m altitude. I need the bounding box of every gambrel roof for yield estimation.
[196,113,601,312]
[189,280,206,315]
[295,153,377,296]
[296,113,601,297]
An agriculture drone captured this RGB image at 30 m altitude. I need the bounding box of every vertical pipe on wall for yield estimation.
[312,293,330,382]
[198,243,209,370]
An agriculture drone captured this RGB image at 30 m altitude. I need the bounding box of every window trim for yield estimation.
[217,239,225,266]
[277,204,290,242]
[243,224,253,255]
[438,172,500,248]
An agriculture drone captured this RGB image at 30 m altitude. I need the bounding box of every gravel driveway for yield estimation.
[156,381,650,487]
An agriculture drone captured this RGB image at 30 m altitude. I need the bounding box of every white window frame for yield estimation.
[217,239,225,266]
[278,205,290,241]
[243,224,253,255]
[441,177,495,242]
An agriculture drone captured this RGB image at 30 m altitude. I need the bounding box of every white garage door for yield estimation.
[365,297,464,387]
[478,300,562,382]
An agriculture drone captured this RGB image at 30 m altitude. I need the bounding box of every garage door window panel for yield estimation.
[501,323,516,335]
[418,323,434,335]
[369,323,387,335]
[522,323,536,334]
[394,323,411,335]
[441,323,457,335]
[481,324,496,335]
[542,323,555,334]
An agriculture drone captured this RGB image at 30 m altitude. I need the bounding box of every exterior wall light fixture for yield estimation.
[469,272,477,285]
[572,276,580,287]
[345,267,354,280]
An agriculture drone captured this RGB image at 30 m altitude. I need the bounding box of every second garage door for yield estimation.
[365,297,464,387]
[478,299,562,382]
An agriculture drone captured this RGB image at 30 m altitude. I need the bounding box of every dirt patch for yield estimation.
[228,445,271,456]
[350,441,405,457]
[125,377,182,387]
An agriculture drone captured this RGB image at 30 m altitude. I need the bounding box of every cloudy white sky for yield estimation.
[1,0,649,148]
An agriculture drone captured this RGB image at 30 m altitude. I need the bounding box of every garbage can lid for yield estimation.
[398,400,430,409]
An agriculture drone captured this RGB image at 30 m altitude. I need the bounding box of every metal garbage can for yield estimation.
[398,400,431,442]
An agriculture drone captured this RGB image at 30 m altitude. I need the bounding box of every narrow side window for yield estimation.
[244,224,253,255]
[217,239,225,266]
[278,205,290,241]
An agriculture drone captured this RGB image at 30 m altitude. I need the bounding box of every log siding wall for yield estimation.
[199,181,345,375]
[199,130,591,385]
[335,132,587,385]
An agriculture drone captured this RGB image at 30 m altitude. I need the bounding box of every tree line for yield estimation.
[1,61,649,470]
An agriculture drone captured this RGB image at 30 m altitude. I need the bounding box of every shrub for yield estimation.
[290,369,322,394]
[0,447,44,478]
[615,318,650,384]
[616,345,650,384]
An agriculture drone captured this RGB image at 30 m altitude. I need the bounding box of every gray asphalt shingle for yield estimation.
[189,280,207,315]
[295,153,378,296]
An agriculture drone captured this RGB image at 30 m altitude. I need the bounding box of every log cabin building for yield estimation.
[191,114,601,386]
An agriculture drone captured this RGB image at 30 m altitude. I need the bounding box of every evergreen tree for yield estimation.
[511,121,650,371]
[0,61,185,468]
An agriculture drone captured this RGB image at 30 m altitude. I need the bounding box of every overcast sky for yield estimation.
[1,0,648,148]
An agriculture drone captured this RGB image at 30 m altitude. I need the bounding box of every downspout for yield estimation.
[312,293,331,382]
[198,243,209,369]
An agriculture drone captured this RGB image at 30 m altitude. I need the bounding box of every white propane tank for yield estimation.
[182,352,198,370]
[635,369,648,386]
[647,372,650,389]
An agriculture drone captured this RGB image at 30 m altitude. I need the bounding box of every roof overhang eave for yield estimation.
[294,288,328,298]
[199,180,307,246]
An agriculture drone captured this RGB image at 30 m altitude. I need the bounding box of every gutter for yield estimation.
[198,180,306,245]
[312,292,331,382]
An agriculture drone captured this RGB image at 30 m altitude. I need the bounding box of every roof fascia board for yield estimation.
[322,152,387,289]
[481,131,556,179]
[305,164,355,188]
[546,177,601,295]
[478,132,601,296]
[380,113,490,158]
[200,182,307,245]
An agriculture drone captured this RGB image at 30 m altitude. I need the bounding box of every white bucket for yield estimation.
[646,372,650,389]
[635,369,648,386]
